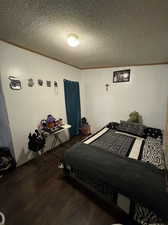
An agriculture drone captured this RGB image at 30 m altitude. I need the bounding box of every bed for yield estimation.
[63,121,168,225]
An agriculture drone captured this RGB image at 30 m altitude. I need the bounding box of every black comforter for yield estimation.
[64,143,168,221]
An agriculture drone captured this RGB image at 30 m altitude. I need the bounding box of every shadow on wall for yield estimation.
[17,147,36,166]
[0,76,15,159]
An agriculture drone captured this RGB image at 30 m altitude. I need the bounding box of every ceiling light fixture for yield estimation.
[67,34,79,47]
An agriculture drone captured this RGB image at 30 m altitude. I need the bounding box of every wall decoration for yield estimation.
[54,81,58,88]
[28,78,34,87]
[46,80,51,87]
[38,79,43,86]
[54,81,58,95]
[113,69,130,83]
[105,84,110,91]
[8,76,22,90]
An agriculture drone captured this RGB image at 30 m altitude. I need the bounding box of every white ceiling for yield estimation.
[0,0,168,69]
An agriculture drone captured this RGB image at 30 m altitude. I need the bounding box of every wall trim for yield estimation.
[0,39,80,70]
[80,62,168,70]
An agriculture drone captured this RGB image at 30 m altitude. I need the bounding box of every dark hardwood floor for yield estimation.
[0,136,134,225]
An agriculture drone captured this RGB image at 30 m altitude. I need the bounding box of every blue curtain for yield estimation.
[64,79,81,137]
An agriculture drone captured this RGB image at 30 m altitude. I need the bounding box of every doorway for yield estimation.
[64,79,81,137]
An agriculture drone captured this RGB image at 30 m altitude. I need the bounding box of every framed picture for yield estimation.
[8,76,22,90]
[113,69,130,83]
[46,80,51,87]
[28,78,34,87]
[54,81,58,87]
[38,79,43,86]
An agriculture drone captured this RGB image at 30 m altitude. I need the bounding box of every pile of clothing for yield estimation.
[0,147,16,177]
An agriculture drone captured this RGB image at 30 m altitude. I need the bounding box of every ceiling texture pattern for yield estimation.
[0,0,168,69]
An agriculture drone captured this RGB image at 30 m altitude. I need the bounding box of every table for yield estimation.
[50,124,71,150]
[42,124,71,152]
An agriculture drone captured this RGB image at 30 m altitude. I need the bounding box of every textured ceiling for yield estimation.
[0,0,168,69]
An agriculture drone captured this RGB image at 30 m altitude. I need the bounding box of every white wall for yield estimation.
[81,65,168,132]
[0,41,85,165]
[1,40,168,166]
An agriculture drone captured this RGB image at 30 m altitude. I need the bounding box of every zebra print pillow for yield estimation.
[133,202,164,225]
[142,137,164,170]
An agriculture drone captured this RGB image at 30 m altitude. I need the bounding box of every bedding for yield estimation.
[144,127,163,140]
[90,130,135,157]
[64,122,166,225]
[142,137,164,170]
[84,128,145,161]
[64,143,168,221]
[118,120,145,137]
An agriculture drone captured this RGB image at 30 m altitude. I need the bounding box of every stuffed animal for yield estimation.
[128,111,142,123]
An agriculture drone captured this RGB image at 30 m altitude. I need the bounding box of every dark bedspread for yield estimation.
[64,143,168,221]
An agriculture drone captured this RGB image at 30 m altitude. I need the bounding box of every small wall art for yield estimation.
[28,78,34,87]
[105,84,110,91]
[54,81,58,88]
[113,69,130,83]
[8,76,22,90]
[46,80,51,87]
[38,79,43,86]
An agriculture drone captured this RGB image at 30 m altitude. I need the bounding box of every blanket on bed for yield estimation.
[64,143,168,221]
[90,130,135,157]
